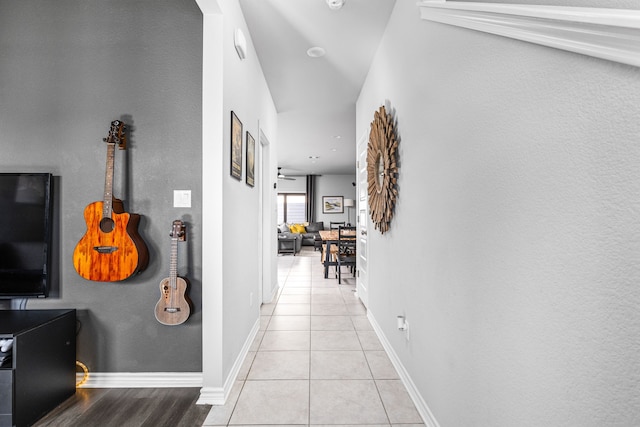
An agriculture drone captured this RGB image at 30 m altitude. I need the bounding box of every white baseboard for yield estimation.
[196,316,260,405]
[264,282,280,304]
[76,317,261,394]
[77,371,203,388]
[367,311,441,427]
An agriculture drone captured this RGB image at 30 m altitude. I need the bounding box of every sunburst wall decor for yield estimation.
[367,105,398,234]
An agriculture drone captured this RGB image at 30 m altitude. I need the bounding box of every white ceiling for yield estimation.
[238,0,396,176]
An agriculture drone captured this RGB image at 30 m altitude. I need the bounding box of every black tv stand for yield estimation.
[0,309,76,427]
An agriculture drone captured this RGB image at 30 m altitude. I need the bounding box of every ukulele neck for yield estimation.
[169,237,178,287]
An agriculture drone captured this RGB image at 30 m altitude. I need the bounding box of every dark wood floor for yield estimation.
[32,388,211,427]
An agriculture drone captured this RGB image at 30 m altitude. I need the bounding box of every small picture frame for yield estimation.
[230,111,243,180]
[246,131,255,187]
[322,196,344,214]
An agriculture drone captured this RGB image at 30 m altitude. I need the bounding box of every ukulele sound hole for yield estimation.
[99,217,115,233]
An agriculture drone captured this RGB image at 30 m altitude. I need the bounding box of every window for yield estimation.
[278,193,306,224]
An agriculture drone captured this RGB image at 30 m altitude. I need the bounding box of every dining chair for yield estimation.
[330,221,345,230]
[336,225,356,284]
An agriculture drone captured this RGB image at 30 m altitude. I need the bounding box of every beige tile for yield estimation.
[357,330,384,351]
[249,330,265,352]
[365,351,399,380]
[248,351,309,379]
[311,303,349,316]
[285,281,312,288]
[311,351,372,380]
[312,425,390,427]
[310,315,354,331]
[376,380,423,424]
[311,330,361,351]
[273,303,311,316]
[311,294,344,305]
[351,315,374,331]
[260,303,276,315]
[237,351,256,380]
[278,294,312,304]
[202,380,243,425]
[230,380,309,425]
[260,330,310,351]
[259,315,270,331]
[312,280,338,288]
[280,287,312,295]
[311,287,341,295]
[346,303,367,315]
[267,315,311,331]
[310,380,389,424]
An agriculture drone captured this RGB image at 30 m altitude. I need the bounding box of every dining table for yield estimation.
[318,229,356,279]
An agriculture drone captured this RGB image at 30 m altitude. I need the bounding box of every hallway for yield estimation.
[203,247,424,425]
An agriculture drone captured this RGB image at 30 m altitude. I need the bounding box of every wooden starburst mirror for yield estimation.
[367,105,398,234]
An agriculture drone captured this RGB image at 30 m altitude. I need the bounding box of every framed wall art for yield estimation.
[322,196,344,214]
[246,131,255,187]
[230,111,243,180]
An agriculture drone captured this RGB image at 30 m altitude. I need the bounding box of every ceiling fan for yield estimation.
[277,167,296,181]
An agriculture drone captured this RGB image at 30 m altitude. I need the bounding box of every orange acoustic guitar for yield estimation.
[73,120,149,282]
[155,220,191,325]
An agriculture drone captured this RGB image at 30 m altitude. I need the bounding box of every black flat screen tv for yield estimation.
[0,173,53,298]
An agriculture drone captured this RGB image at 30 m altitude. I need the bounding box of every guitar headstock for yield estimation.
[170,220,186,242]
[103,120,127,150]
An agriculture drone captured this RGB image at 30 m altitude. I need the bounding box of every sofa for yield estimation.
[277,231,302,254]
[278,222,324,249]
[301,222,324,246]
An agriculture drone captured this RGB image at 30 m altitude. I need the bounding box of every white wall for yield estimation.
[220,0,278,384]
[277,176,306,193]
[357,1,640,426]
[199,0,278,401]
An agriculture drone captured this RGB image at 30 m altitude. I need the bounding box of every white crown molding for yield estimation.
[77,372,203,388]
[417,1,640,68]
[367,311,441,427]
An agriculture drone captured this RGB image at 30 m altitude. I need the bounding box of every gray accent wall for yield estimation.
[358,1,640,426]
[315,174,356,227]
[0,0,203,372]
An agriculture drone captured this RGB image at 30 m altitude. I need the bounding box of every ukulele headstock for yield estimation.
[103,120,127,150]
[171,220,186,242]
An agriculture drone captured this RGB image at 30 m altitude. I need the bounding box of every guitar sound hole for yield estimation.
[99,217,115,233]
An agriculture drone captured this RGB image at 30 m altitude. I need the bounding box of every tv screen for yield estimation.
[0,173,53,298]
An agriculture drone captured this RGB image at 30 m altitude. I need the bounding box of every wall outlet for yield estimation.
[249,292,254,307]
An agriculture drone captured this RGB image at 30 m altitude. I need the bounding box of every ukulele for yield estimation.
[72,120,149,282]
[155,220,191,325]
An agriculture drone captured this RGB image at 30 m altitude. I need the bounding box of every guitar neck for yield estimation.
[102,143,115,218]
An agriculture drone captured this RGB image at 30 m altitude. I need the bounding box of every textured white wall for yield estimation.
[357,1,640,425]
[219,0,278,382]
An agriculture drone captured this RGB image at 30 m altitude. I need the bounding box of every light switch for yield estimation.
[173,190,191,208]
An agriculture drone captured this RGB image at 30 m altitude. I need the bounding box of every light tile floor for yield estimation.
[203,247,424,426]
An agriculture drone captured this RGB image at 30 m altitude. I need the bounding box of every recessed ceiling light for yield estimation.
[334,135,342,139]
[331,148,337,152]
[307,47,326,58]
[326,0,345,10]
